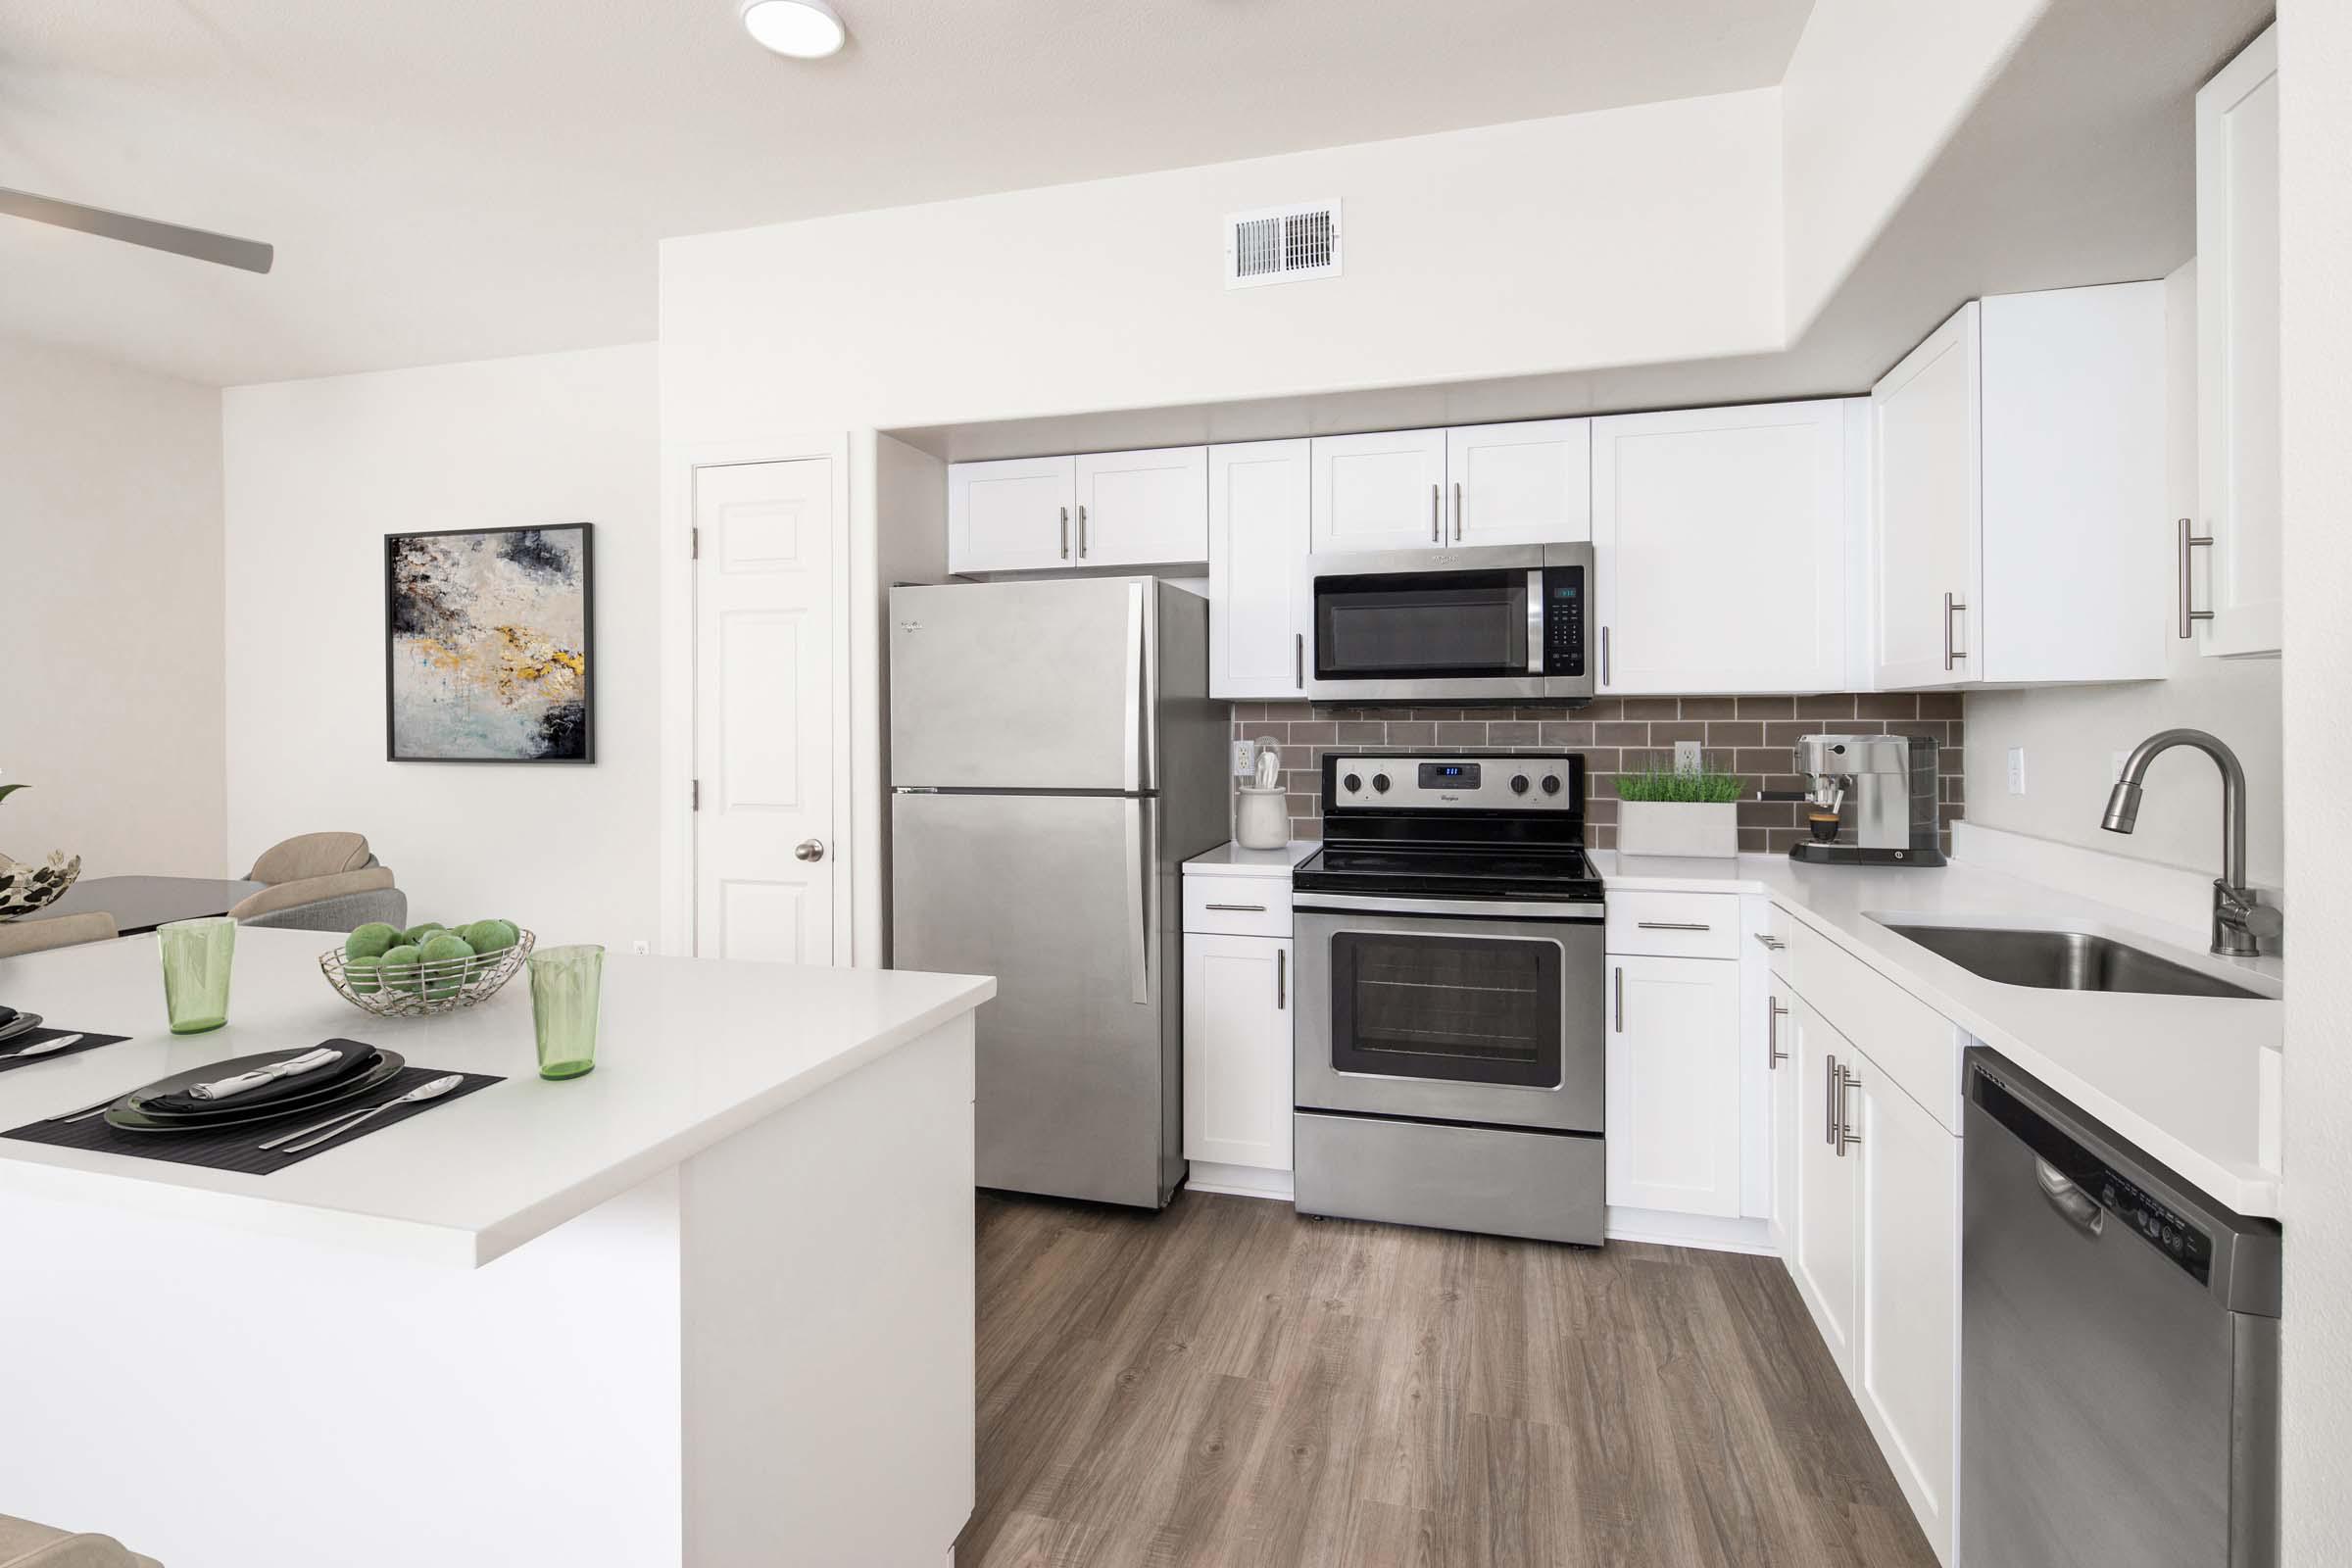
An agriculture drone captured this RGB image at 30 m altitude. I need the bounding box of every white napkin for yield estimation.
[189,1047,343,1102]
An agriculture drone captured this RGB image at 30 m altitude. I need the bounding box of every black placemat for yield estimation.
[0,1028,131,1074]
[0,1066,503,1173]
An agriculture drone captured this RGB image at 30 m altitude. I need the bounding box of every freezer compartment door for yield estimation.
[893,790,1170,1207]
[890,578,1152,791]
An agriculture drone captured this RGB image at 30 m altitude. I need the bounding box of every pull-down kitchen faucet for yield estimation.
[2101,728,2281,956]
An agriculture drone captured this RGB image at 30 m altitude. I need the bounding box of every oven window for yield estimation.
[1330,931,1562,1089]
[1314,569,1529,679]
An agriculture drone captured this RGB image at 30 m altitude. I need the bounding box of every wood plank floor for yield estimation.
[958,1190,1938,1568]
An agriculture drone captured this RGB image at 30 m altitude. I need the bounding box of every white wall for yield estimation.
[2278,0,2352,1556]
[0,340,225,879]
[1962,261,2283,892]
[223,344,660,949]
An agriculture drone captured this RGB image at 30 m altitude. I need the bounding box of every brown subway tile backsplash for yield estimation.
[1231,693,1963,857]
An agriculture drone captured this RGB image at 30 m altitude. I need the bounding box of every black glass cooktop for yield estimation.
[1294,844,1603,903]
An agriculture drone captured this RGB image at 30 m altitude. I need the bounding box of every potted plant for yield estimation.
[1614,760,1745,858]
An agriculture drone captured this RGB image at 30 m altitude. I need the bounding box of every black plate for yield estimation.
[105,1050,407,1134]
[0,1012,43,1047]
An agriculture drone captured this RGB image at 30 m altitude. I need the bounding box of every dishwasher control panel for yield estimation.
[2097,1171,2213,1281]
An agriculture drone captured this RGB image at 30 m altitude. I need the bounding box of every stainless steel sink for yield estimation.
[1877,922,2270,1001]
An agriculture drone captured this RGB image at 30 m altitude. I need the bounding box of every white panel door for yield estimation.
[1853,1057,1962,1566]
[949,456,1076,573]
[1310,428,1447,553]
[1445,418,1592,546]
[1604,955,1741,1216]
[693,458,838,964]
[1872,305,1983,690]
[2196,24,2282,658]
[1768,981,1796,1249]
[1208,441,1312,699]
[1593,401,1853,694]
[1074,446,1207,566]
[1182,934,1294,1172]
[1790,1000,1859,1376]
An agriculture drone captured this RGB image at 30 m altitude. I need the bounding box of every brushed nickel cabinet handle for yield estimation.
[1836,1063,1863,1156]
[1637,920,1711,932]
[1430,483,1441,543]
[1825,1051,1839,1148]
[1059,506,1069,560]
[1754,932,1787,952]
[1295,632,1304,689]
[1942,592,1969,669]
[1601,625,1612,687]
[1612,966,1624,1033]
[1452,480,1463,541]
[1204,903,1266,912]
[2180,516,2216,638]
[1276,947,1287,1010]
[1767,995,1788,1068]
[1078,503,1089,558]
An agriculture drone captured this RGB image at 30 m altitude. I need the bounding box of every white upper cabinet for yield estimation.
[1207,441,1312,700]
[1073,446,1208,566]
[2195,24,2282,659]
[1872,284,2166,690]
[1446,419,1592,546]
[1593,400,1859,695]
[949,455,1076,574]
[1605,954,1742,1217]
[1310,428,1448,553]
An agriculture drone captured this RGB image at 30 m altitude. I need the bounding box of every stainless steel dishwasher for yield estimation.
[1962,1050,2279,1567]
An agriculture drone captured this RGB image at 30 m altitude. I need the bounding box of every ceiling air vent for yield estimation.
[1225,201,1343,289]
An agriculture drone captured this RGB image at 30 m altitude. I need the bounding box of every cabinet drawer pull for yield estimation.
[1276,947,1287,1010]
[1942,592,1969,669]
[1835,1063,1863,1156]
[1204,903,1267,912]
[1767,995,1788,1069]
[1077,503,1089,559]
[1824,1051,1839,1148]
[1430,483,1441,543]
[1753,932,1786,952]
[1452,480,1463,541]
[1636,920,1711,932]
[2179,516,2216,638]
[1601,625,1612,687]
[1295,632,1304,689]
[1059,506,1069,561]
[1612,965,1624,1033]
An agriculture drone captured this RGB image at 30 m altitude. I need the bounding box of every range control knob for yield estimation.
[1372,772,1392,794]
[1342,772,1362,794]
[1541,774,1562,796]
[1509,774,1531,795]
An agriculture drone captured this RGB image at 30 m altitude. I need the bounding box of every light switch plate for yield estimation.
[1232,741,1256,778]
[2007,747,2028,796]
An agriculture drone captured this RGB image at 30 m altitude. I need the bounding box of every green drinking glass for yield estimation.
[158,916,236,1034]
[528,944,605,1080]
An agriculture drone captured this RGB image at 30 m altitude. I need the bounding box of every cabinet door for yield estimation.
[1872,305,1983,690]
[1182,934,1295,1173]
[2196,24,2282,658]
[949,456,1076,574]
[1767,980,1796,1248]
[1789,1000,1858,1375]
[1593,401,1853,695]
[1208,441,1312,699]
[1074,446,1208,566]
[1604,955,1741,1217]
[1445,419,1592,546]
[1310,428,1447,553]
[1853,1058,1961,1564]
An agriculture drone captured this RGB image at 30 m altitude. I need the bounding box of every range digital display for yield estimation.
[1417,762,1482,788]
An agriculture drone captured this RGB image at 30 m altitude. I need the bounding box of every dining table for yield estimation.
[24,874,266,934]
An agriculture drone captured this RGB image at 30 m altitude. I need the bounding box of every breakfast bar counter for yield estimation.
[0,927,994,1568]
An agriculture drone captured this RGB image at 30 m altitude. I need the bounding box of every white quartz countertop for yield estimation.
[0,929,995,1265]
[1594,850,2284,1215]
[1185,841,1320,876]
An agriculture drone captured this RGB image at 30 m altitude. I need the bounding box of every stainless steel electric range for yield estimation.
[1290,752,1606,1246]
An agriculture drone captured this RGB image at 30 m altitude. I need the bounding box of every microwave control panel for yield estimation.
[1543,564,1586,677]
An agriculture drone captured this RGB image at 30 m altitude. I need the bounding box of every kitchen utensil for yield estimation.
[187,1045,342,1101]
[0,1033,81,1060]
[103,1051,406,1133]
[0,1012,44,1045]
[268,1073,466,1154]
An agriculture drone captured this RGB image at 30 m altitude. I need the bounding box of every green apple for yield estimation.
[401,921,447,948]
[418,932,475,1000]
[378,944,422,994]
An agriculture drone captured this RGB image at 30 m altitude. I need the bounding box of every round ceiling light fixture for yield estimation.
[740,0,847,58]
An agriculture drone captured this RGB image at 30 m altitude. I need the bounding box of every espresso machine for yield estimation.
[1784,734,1945,866]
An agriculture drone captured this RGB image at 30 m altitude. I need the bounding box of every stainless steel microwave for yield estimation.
[1300,542,1594,705]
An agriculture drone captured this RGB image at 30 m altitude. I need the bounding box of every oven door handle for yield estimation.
[1293,893,1605,921]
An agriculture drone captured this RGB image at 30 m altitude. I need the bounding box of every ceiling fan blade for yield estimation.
[0,186,272,273]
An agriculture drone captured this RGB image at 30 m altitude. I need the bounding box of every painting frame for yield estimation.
[382,521,597,764]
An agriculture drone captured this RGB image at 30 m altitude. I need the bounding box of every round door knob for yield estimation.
[1510,774,1530,795]
[1372,773,1391,793]
[1541,774,1562,795]
[1343,773,1361,793]
[794,840,826,862]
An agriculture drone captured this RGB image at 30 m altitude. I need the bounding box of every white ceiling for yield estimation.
[1,0,1812,387]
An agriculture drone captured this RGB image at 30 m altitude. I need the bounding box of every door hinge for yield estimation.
[691,526,700,560]
[691,778,701,810]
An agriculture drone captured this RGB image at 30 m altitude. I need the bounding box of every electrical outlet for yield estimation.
[2007,747,2028,796]
[1232,741,1256,778]
[1673,740,1703,772]
[631,940,651,956]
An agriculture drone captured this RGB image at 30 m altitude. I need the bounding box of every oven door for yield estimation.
[1294,898,1604,1133]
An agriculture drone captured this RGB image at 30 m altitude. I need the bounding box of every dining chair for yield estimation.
[245,831,376,884]
[232,869,408,933]
[0,913,118,959]
[0,1512,161,1567]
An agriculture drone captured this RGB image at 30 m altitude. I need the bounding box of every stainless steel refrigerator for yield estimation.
[889,577,1229,1208]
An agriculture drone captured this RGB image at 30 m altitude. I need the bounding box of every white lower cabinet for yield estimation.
[1767,978,1796,1250]
[1604,954,1741,1217]
[1181,932,1294,1177]
[1789,998,1860,1373]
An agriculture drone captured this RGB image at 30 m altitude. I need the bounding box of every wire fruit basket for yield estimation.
[318,929,537,1018]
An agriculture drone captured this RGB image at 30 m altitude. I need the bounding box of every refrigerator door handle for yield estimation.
[1124,797,1152,1004]
[1122,581,1146,794]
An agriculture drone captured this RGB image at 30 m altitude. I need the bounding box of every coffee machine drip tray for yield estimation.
[1788,841,1947,867]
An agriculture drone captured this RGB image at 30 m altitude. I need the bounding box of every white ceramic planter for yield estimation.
[1617,801,1739,858]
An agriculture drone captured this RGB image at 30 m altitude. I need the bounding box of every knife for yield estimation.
[189,1047,342,1101]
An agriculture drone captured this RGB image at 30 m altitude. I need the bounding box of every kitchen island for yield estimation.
[0,927,993,1568]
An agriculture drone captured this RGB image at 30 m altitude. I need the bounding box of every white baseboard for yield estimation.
[1184,1161,1294,1200]
[1605,1206,1778,1255]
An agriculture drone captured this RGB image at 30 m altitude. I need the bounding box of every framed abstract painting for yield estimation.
[384,523,595,762]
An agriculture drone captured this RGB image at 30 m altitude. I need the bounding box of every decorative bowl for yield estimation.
[318,928,537,1018]
[0,852,81,921]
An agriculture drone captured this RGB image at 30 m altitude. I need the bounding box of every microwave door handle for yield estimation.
[1525,569,1544,675]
